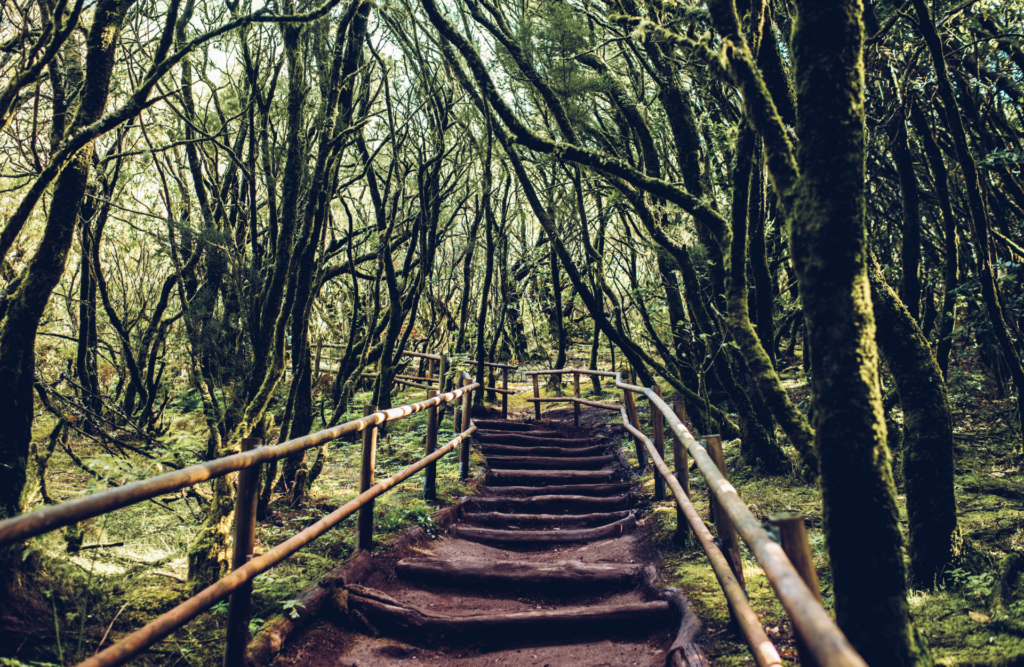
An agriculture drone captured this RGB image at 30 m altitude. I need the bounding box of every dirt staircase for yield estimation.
[274,416,706,667]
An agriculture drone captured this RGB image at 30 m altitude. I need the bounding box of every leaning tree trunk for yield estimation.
[868,253,964,587]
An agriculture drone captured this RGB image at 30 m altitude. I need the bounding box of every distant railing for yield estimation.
[0,368,500,667]
[524,368,867,667]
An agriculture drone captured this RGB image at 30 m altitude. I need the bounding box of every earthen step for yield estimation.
[484,454,616,470]
[486,468,618,486]
[481,483,632,497]
[476,433,593,447]
[479,443,608,457]
[452,513,637,544]
[465,493,633,514]
[347,583,670,644]
[395,557,643,591]
[472,419,533,431]
[461,509,633,529]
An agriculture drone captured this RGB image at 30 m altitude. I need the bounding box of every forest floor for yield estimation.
[6,353,1024,666]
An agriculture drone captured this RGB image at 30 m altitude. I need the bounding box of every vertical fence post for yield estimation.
[671,401,690,544]
[438,355,448,428]
[652,385,665,501]
[501,367,509,419]
[424,367,433,400]
[314,340,323,374]
[705,434,745,590]
[621,373,646,468]
[531,373,541,421]
[769,513,822,667]
[460,376,472,480]
[573,372,581,427]
[424,389,438,501]
[357,406,378,552]
[222,437,262,667]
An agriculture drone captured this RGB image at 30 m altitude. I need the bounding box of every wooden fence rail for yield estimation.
[0,371,484,667]
[524,368,867,667]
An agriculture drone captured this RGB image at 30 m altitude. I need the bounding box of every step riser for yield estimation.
[394,558,642,593]
[476,433,593,447]
[464,494,633,514]
[486,469,618,486]
[481,483,632,497]
[460,509,633,528]
[484,455,615,470]
[479,444,608,457]
[347,595,671,647]
[452,514,637,544]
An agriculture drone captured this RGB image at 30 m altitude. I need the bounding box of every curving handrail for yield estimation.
[524,367,867,667]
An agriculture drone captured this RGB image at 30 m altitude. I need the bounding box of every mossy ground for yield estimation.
[8,382,483,667]
[9,353,1023,666]
[629,358,1024,666]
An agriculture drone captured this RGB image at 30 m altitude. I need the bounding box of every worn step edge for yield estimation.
[480,483,632,497]
[484,454,615,470]
[479,443,608,457]
[452,513,637,544]
[394,557,643,590]
[460,509,633,528]
[465,493,634,514]
[486,468,618,485]
[476,433,594,447]
[348,583,669,640]
[472,420,533,431]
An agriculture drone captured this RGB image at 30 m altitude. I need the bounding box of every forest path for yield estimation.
[274,415,704,667]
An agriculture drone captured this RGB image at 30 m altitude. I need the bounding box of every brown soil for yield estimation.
[274,413,700,666]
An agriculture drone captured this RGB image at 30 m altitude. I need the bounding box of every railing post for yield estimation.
[424,367,433,400]
[652,385,665,501]
[222,437,262,667]
[621,373,646,468]
[460,377,472,480]
[573,372,581,427]
[769,513,823,667]
[438,355,448,428]
[357,405,378,552]
[501,367,509,420]
[672,401,690,544]
[531,373,541,421]
[706,434,745,590]
[424,389,438,501]
[314,340,322,374]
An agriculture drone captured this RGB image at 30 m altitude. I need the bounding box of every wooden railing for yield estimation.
[525,368,867,667]
[0,370,492,667]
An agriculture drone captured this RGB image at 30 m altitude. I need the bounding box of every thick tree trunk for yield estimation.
[790,2,931,664]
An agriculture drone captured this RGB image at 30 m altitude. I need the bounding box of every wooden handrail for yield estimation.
[0,382,479,546]
[528,368,867,667]
[78,413,479,667]
[619,406,783,667]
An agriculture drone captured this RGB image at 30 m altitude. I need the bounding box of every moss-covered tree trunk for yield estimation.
[868,253,963,587]
[790,2,931,664]
[0,0,131,526]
